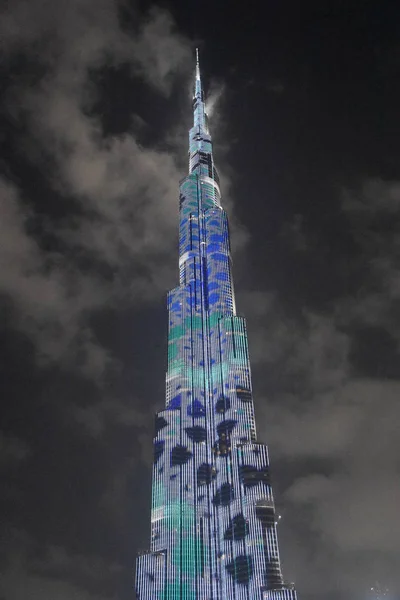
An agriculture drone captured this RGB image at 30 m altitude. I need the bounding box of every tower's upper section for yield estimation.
[188,49,220,190]
[193,47,206,131]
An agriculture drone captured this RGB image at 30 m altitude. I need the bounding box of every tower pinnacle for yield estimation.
[196,47,200,80]
[194,47,204,112]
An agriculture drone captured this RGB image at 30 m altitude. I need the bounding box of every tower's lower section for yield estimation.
[136,549,297,600]
[135,306,298,599]
[136,424,297,599]
[136,551,167,599]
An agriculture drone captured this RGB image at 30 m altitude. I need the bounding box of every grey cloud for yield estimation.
[98,426,154,525]
[0,432,30,466]
[206,81,250,254]
[0,178,114,378]
[281,377,400,509]
[33,543,122,583]
[1,0,189,94]
[342,178,400,214]
[0,568,113,600]
[131,7,191,93]
[205,80,226,121]
[264,388,363,460]
[238,250,399,596]
[264,374,400,596]
[99,460,137,525]
[11,6,188,282]
[341,179,400,264]
[72,397,151,439]
[279,214,308,252]
[285,313,350,392]
[240,291,349,392]
[0,529,121,600]
[338,179,400,339]
[0,0,247,384]
[0,0,194,378]
[282,381,400,596]
[224,177,400,600]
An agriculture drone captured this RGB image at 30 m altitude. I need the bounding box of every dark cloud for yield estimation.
[239,178,400,597]
[0,0,246,382]
[0,528,121,600]
[0,178,116,379]
[0,0,193,377]
[337,179,400,347]
[0,432,31,466]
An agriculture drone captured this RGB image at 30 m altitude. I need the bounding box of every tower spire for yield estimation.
[194,47,203,106]
[192,47,207,134]
[196,47,200,81]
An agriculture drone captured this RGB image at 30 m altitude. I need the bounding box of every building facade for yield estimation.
[135,51,298,600]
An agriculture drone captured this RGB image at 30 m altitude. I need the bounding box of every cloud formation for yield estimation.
[0,529,121,600]
[239,179,400,598]
[0,0,193,377]
[338,179,400,344]
[0,432,30,466]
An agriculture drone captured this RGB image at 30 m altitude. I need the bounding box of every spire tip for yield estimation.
[195,48,200,80]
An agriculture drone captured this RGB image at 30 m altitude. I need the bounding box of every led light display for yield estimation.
[135,50,298,600]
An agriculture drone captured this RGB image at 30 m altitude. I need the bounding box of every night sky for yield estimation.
[1,1,400,599]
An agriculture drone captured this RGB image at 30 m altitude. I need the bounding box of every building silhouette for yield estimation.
[135,51,298,600]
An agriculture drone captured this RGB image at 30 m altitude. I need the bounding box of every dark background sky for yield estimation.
[1,1,400,599]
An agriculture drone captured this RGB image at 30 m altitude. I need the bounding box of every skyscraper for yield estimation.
[135,51,298,600]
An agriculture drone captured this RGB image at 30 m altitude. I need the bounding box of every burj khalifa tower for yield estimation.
[135,51,299,600]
